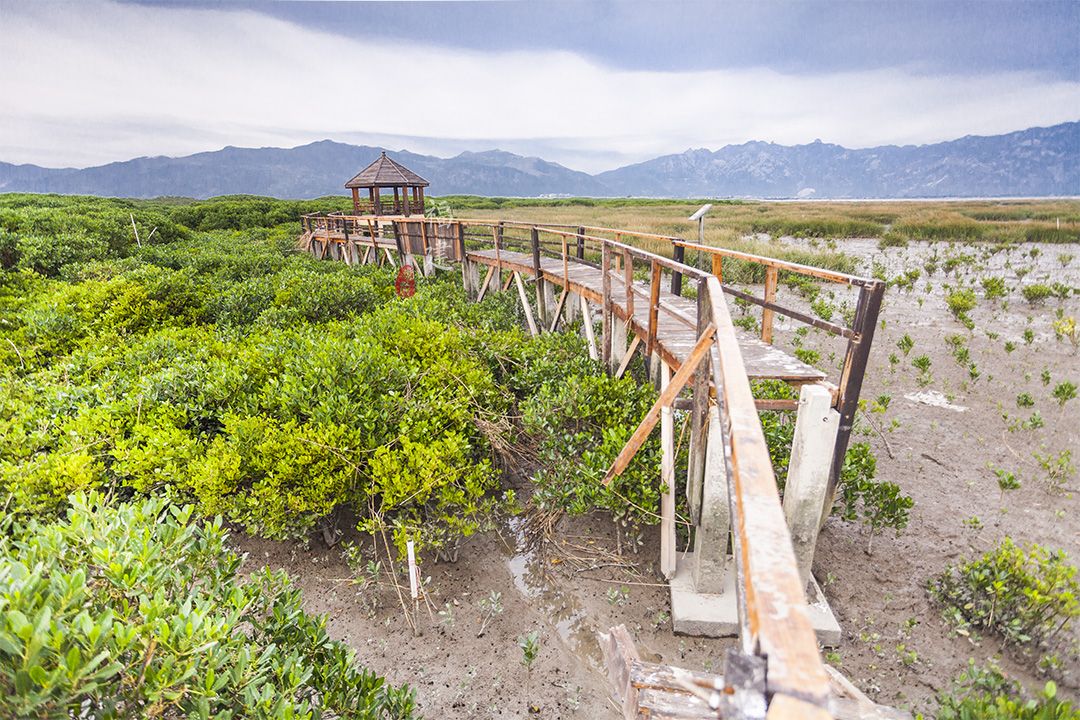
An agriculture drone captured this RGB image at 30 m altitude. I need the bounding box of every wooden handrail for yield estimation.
[702,275,831,704]
[674,238,871,286]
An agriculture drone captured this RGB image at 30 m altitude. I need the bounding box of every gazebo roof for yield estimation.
[345,152,429,189]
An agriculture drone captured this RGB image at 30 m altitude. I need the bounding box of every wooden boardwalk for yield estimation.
[300,212,890,719]
[468,248,826,384]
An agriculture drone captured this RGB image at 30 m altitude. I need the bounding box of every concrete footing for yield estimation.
[670,551,841,646]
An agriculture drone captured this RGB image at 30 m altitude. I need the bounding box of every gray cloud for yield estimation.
[2,0,1078,172]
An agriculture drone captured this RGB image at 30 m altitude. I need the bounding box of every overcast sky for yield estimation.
[1,0,1078,172]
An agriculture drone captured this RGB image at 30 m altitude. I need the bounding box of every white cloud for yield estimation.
[2,0,1078,172]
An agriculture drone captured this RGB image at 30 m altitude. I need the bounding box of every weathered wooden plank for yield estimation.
[513,271,539,336]
[475,265,496,303]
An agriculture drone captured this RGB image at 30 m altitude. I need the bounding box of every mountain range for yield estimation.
[1,122,1077,199]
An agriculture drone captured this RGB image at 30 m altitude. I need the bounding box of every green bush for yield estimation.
[1022,284,1055,305]
[523,372,661,528]
[0,492,417,718]
[934,660,1076,720]
[929,539,1079,660]
[982,276,1008,301]
[946,287,978,319]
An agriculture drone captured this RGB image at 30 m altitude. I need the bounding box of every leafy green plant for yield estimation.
[897,333,914,356]
[912,354,933,386]
[522,372,661,530]
[981,276,1008,301]
[794,347,820,366]
[1016,392,1035,408]
[935,660,1075,720]
[0,492,417,719]
[836,442,912,555]
[946,287,978,321]
[929,538,1079,663]
[1052,316,1078,354]
[1032,449,1075,492]
[1022,284,1054,305]
[993,467,1021,501]
[1052,381,1076,408]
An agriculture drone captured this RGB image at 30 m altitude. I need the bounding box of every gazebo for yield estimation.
[345,152,429,216]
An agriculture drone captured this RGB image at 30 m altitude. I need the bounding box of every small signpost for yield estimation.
[671,203,712,296]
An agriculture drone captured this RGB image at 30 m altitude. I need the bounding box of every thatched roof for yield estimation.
[345,152,429,188]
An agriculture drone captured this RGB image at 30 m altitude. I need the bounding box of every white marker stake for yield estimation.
[407,540,419,599]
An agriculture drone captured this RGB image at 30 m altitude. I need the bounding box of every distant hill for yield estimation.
[596,123,1080,198]
[1,123,1077,199]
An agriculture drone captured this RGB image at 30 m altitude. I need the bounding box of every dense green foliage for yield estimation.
[932,661,1077,720]
[0,195,664,559]
[0,492,417,719]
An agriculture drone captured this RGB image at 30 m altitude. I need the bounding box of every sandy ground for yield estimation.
[233,237,1079,718]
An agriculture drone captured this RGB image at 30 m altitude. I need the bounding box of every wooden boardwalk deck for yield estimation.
[467,248,826,384]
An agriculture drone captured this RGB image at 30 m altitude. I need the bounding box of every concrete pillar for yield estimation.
[692,403,730,593]
[782,384,839,593]
[565,291,580,324]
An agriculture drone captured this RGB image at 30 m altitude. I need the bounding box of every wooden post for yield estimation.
[647,260,661,359]
[351,188,361,214]
[687,285,710,524]
[623,247,634,321]
[391,220,406,266]
[576,226,585,260]
[601,243,612,370]
[762,266,778,344]
[825,280,886,525]
[671,243,685,296]
[532,227,546,328]
[660,361,676,580]
[712,254,723,283]
[417,186,425,214]
[373,186,381,216]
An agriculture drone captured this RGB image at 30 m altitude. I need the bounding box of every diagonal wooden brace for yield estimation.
[603,324,715,486]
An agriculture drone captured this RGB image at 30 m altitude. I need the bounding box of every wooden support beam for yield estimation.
[614,335,641,379]
[476,265,496,303]
[623,247,634,321]
[548,288,569,333]
[603,325,716,485]
[712,254,723,283]
[513,272,539,336]
[501,271,515,292]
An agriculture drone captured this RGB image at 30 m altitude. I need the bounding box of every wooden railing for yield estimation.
[453,219,833,708]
